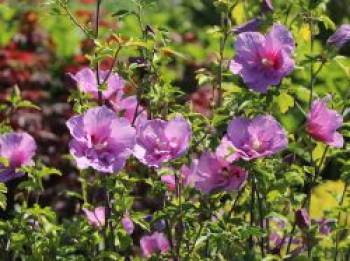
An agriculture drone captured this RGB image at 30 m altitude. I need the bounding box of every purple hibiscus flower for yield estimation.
[133,115,191,168]
[0,132,36,182]
[187,151,248,194]
[140,232,170,257]
[218,115,288,161]
[83,206,105,229]
[122,213,134,235]
[307,96,343,148]
[327,24,350,49]
[69,67,124,100]
[230,23,295,93]
[67,106,136,173]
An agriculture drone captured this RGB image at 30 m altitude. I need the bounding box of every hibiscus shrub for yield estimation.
[0,0,349,260]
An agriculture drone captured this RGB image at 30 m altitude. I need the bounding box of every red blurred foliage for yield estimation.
[79,0,96,4]
[0,11,54,88]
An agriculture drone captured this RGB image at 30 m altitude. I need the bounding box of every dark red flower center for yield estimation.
[261,52,280,70]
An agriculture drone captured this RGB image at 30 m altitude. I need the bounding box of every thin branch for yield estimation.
[249,176,256,249]
[174,170,184,260]
[57,0,90,37]
[100,44,122,87]
[334,182,348,261]
[255,180,266,258]
[95,0,103,105]
[226,189,243,222]
[187,223,204,257]
[216,12,227,108]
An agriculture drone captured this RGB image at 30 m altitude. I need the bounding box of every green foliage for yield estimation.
[0,0,349,260]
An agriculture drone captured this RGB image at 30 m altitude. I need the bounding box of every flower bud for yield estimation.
[145,25,156,36]
[295,208,311,229]
[261,0,274,13]
[327,24,350,49]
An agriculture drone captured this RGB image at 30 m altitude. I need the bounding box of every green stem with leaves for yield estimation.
[249,175,255,250]
[57,0,90,37]
[174,170,184,260]
[216,13,226,108]
[95,0,103,106]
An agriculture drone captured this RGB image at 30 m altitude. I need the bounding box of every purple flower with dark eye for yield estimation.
[295,208,311,230]
[230,23,295,93]
[307,96,343,148]
[188,151,248,194]
[122,213,134,235]
[133,115,191,168]
[140,232,170,257]
[83,206,105,229]
[69,67,124,100]
[327,24,350,49]
[67,106,136,173]
[218,115,288,161]
[232,18,261,34]
[0,132,36,182]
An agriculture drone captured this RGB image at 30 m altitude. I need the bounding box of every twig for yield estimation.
[57,0,90,37]
[174,170,184,260]
[334,182,348,261]
[187,223,204,257]
[308,16,315,111]
[249,176,256,249]
[255,180,266,258]
[100,44,122,87]
[226,189,243,222]
[95,0,103,106]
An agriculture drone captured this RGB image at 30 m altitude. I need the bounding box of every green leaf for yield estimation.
[0,183,7,210]
[285,170,304,186]
[38,165,62,178]
[112,10,134,19]
[274,92,294,114]
[0,157,9,167]
[319,15,336,30]
[232,2,246,24]
[17,100,41,110]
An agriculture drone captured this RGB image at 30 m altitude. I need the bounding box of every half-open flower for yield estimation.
[0,132,36,182]
[307,96,343,148]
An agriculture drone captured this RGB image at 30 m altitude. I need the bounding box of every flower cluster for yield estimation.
[2,2,348,259]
